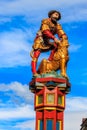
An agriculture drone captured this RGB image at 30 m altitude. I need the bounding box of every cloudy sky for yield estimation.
[0,0,87,130]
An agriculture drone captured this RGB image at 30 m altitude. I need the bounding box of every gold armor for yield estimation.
[32,18,66,51]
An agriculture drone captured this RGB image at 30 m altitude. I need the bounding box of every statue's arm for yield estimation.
[57,24,68,41]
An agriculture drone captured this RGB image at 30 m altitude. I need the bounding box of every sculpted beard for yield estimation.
[51,17,58,24]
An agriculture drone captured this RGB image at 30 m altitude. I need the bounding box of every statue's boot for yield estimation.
[31,61,38,76]
[31,50,41,76]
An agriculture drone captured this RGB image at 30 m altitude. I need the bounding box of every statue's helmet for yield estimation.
[48,10,61,20]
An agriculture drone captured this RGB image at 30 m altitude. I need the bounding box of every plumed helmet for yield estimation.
[48,10,61,20]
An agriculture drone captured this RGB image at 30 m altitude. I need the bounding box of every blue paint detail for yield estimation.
[56,121,60,130]
[46,120,53,130]
[40,120,43,130]
[46,81,57,87]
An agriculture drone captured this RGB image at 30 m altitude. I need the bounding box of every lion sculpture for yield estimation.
[38,39,69,79]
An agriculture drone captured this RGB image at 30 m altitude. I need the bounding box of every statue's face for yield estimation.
[51,12,59,22]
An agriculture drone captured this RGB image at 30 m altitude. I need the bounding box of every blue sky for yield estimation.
[0,0,87,129]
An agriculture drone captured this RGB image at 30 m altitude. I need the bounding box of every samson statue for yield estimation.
[30,10,69,79]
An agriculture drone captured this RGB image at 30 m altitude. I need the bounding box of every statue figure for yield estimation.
[30,10,69,77]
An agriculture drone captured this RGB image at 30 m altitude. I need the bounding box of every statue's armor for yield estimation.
[33,18,66,50]
[41,18,65,36]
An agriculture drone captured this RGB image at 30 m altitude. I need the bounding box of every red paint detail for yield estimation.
[34,87,65,130]
[31,50,41,74]
[29,77,71,88]
[36,109,64,130]
[36,77,66,83]
[31,61,37,74]
[43,30,55,39]
[48,46,57,61]
[34,87,65,110]
[33,50,41,58]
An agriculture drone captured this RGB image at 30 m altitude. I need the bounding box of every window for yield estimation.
[38,95,43,104]
[47,94,55,104]
[58,95,64,106]
[36,95,43,106]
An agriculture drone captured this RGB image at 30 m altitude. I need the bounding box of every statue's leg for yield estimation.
[38,59,48,74]
[31,50,41,76]
[60,58,66,76]
[48,43,57,61]
[60,58,69,79]
[64,61,69,79]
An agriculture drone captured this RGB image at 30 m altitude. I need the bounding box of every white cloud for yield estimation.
[69,44,82,52]
[0,82,35,120]
[62,7,87,23]
[0,29,33,67]
[15,120,35,130]
[9,82,34,104]
[66,97,87,111]
[0,82,34,104]
[0,105,35,120]
[0,0,87,23]
[0,16,12,23]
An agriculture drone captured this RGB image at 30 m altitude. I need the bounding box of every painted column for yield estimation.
[29,76,71,130]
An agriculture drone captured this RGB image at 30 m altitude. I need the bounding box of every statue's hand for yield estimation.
[54,38,60,44]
